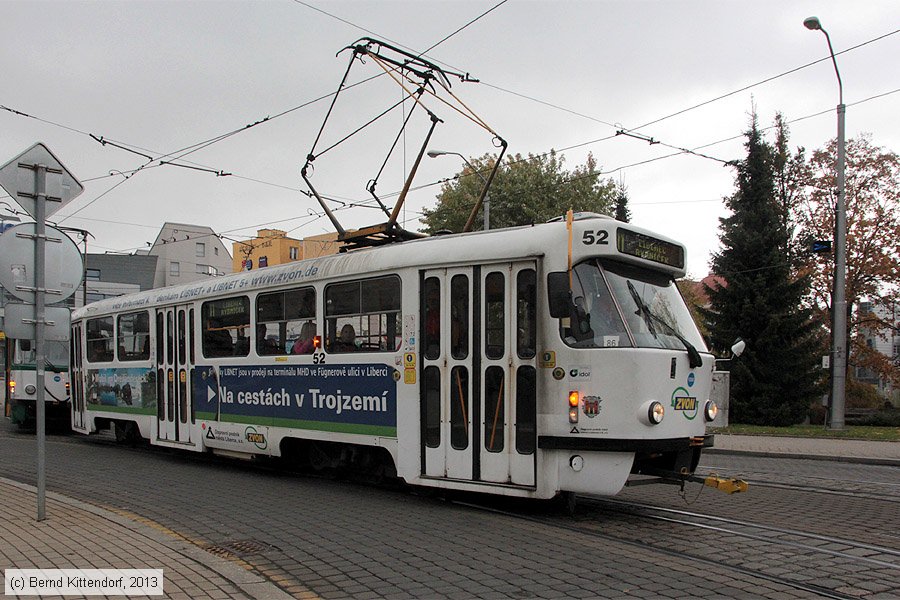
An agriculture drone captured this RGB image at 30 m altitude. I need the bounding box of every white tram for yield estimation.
[69,214,721,498]
[4,336,71,428]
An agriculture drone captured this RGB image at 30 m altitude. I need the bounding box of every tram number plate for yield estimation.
[673,396,697,411]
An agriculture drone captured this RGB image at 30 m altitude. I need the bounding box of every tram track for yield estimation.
[452,494,900,600]
[697,465,900,502]
[584,496,900,568]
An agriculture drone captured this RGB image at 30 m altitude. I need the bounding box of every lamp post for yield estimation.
[805,16,847,430]
[427,150,490,230]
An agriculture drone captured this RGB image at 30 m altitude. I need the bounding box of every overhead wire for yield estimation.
[3,10,895,253]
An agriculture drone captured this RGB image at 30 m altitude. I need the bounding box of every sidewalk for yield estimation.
[0,478,295,600]
[708,434,900,466]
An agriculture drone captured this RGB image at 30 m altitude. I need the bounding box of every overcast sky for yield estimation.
[2,0,898,279]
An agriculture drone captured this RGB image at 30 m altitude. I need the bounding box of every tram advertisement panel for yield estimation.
[194,363,398,437]
[86,367,157,414]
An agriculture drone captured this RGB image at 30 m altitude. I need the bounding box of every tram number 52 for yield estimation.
[582,230,609,245]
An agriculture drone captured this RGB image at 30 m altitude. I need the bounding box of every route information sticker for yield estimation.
[5,569,163,596]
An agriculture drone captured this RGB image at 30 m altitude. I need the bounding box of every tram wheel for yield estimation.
[114,421,140,445]
[558,491,577,516]
[308,442,333,471]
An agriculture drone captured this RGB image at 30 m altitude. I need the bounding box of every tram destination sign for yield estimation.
[616,228,685,269]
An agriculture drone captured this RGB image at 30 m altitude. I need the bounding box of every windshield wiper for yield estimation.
[627,281,703,368]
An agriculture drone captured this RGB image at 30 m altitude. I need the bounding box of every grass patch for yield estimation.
[711,423,900,442]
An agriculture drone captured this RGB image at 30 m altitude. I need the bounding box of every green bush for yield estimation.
[856,410,900,427]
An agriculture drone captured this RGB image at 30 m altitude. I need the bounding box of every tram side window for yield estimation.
[86,317,114,362]
[423,278,440,360]
[325,276,401,353]
[256,287,316,356]
[423,366,441,448]
[484,366,505,453]
[516,269,537,359]
[117,311,150,361]
[484,272,505,359]
[450,274,469,360]
[201,297,250,358]
[515,366,537,455]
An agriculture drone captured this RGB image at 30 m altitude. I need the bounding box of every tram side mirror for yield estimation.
[547,271,594,342]
[547,272,571,318]
[731,338,746,358]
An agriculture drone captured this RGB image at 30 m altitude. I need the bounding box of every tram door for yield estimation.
[422,267,473,480]
[156,305,195,444]
[420,262,537,486]
[479,263,537,487]
[70,323,87,433]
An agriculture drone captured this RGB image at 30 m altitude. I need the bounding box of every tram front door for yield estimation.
[155,305,195,444]
[420,262,537,487]
[70,322,87,433]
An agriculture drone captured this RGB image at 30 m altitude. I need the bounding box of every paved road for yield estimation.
[1,424,897,599]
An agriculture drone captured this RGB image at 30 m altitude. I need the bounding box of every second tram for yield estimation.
[4,336,71,428]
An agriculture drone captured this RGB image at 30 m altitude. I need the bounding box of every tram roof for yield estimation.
[72,217,686,319]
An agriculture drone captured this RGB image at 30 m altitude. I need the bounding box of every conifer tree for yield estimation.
[614,181,632,223]
[703,115,824,425]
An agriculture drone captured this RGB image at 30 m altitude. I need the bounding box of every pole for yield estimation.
[805,16,847,430]
[831,103,847,430]
[33,164,47,520]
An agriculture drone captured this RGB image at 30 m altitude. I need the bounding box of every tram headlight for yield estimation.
[25,384,37,396]
[649,401,665,424]
[639,400,665,425]
[704,400,718,422]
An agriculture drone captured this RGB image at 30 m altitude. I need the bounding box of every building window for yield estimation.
[85,268,101,281]
[289,247,299,261]
[196,242,206,257]
[214,247,219,256]
[170,262,180,277]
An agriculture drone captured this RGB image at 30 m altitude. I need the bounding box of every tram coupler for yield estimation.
[686,473,749,494]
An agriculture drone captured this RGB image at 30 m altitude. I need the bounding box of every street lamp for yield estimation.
[805,16,847,430]
[427,150,490,230]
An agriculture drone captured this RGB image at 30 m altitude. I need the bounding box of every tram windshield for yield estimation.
[13,339,69,368]
[565,260,706,356]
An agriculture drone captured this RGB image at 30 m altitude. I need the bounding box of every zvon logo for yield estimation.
[245,426,267,450]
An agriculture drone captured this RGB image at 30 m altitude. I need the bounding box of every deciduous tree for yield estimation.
[421,151,616,233]
[794,134,900,392]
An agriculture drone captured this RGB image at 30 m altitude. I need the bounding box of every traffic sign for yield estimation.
[4,303,71,341]
[0,142,83,219]
[0,222,83,303]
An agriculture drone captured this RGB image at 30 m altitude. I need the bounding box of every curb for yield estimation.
[704,447,900,467]
[1,477,295,600]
